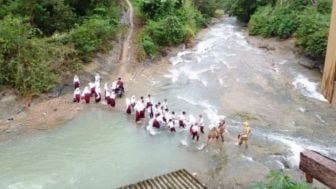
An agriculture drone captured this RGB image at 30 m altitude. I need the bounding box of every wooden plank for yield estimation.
[299,150,336,188]
[322,0,336,103]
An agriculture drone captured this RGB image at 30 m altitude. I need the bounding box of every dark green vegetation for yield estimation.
[223,0,332,59]
[249,171,318,189]
[0,0,121,95]
[133,0,223,58]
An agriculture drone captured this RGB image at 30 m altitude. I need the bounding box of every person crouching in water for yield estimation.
[198,114,205,134]
[168,119,176,132]
[190,124,200,141]
[179,111,186,128]
[95,87,101,103]
[82,87,91,104]
[73,75,80,89]
[238,122,251,149]
[73,88,81,103]
[109,91,116,108]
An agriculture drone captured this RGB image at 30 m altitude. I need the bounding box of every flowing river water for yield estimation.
[1,17,336,189]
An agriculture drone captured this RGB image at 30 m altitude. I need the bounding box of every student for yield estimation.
[110,91,116,107]
[73,88,81,103]
[134,100,142,122]
[179,112,187,128]
[82,87,91,104]
[105,89,111,105]
[126,98,132,114]
[89,82,96,97]
[95,87,101,103]
[146,94,153,108]
[152,114,161,129]
[168,119,176,132]
[198,114,205,134]
[73,75,80,89]
[190,124,200,141]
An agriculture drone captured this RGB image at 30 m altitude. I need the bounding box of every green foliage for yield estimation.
[137,0,206,56]
[192,0,224,18]
[296,8,330,57]
[0,16,77,95]
[0,0,121,95]
[317,0,332,14]
[67,15,117,62]
[140,0,178,20]
[141,35,158,56]
[249,6,299,39]
[223,0,273,22]
[228,0,331,58]
[249,171,317,189]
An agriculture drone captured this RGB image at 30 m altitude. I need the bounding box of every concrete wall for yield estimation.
[322,0,336,103]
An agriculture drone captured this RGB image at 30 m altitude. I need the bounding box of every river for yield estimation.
[0,17,336,189]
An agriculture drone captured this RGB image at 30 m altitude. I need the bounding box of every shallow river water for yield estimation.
[1,17,336,189]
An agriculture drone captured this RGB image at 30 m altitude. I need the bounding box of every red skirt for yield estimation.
[153,120,160,128]
[126,105,132,114]
[84,94,90,104]
[90,88,96,97]
[95,96,101,103]
[74,82,80,89]
[140,110,145,118]
[110,98,115,107]
[170,127,176,132]
[135,111,141,122]
[73,94,80,103]
[179,120,185,128]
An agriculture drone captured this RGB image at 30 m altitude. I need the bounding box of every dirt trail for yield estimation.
[118,0,135,79]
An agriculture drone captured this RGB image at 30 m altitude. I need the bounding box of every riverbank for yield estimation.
[0,15,328,142]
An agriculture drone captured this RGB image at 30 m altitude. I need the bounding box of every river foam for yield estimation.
[292,74,327,102]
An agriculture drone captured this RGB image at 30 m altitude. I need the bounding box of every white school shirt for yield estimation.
[73,75,79,83]
[168,121,175,129]
[95,73,101,83]
[110,92,116,99]
[198,117,204,126]
[89,82,95,89]
[73,88,80,98]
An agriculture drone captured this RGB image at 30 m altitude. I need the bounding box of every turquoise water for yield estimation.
[0,107,207,189]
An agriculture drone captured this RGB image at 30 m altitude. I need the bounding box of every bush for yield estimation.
[0,15,77,95]
[317,0,332,14]
[146,15,186,46]
[140,0,177,20]
[249,171,316,189]
[193,0,224,18]
[67,15,117,62]
[249,6,299,39]
[296,8,330,57]
[223,0,273,22]
[141,35,158,56]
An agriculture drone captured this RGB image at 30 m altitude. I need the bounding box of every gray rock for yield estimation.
[298,60,317,69]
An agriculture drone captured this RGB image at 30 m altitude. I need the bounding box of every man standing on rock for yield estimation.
[238,122,251,149]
